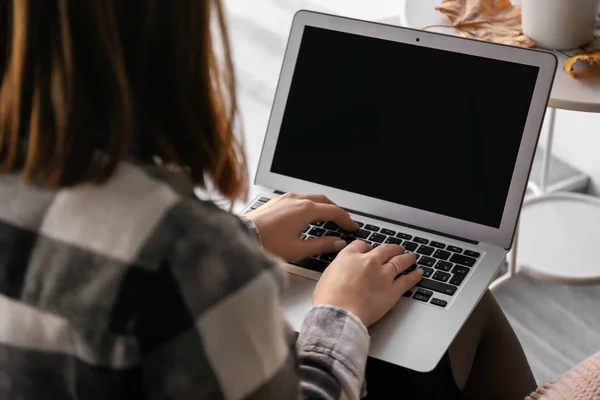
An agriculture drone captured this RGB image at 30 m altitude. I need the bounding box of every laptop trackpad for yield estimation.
[282,272,317,331]
[281,269,454,372]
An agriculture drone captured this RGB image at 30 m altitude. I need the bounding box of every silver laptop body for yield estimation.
[242,11,557,372]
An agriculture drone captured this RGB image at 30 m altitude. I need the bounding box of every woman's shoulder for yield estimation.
[16,162,272,276]
[18,163,256,267]
[0,162,280,309]
[34,162,282,330]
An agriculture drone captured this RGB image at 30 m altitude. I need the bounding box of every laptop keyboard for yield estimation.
[246,198,482,308]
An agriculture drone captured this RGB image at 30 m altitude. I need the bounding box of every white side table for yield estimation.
[400,0,600,285]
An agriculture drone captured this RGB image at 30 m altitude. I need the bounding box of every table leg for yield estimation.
[539,107,557,194]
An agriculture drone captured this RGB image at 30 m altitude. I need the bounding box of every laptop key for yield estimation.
[385,237,403,245]
[258,197,271,203]
[433,271,451,282]
[419,267,433,277]
[452,265,470,275]
[324,231,342,237]
[300,233,307,240]
[372,243,380,248]
[370,233,386,243]
[354,221,364,227]
[449,274,467,286]
[418,256,436,267]
[320,253,337,262]
[397,233,413,240]
[430,241,446,249]
[447,246,463,253]
[308,227,325,237]
[403,265,416,275]
[464,250,481,258]
[435,260,453,271]
[433,249,451,260]
[364,224,380,232]
[294,257,329,273]
[381,228,396,236]
[450,253,477,267]
[430,298,448,308]
[250,201,264,210]
[403,242,419,252]
[403,290,413,298]
[343,235,356,243]
[324,221,339,231]
[418,278,457,296]
[413,293,430,302]
[312,221,325,227]
[416,245,434,256]
[414,237,429,244]
[354,229,371,239]
[303,226,310,233]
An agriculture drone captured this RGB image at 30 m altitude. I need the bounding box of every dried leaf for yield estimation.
[436,0,536,48]
[564,52,600,78]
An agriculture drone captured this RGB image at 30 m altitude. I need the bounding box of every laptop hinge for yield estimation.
[274,190,478,245]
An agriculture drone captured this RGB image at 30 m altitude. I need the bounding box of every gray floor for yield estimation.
[224,0,600,385]
[494,275,600,384]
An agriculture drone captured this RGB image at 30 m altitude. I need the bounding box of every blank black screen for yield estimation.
[271,27,539,228]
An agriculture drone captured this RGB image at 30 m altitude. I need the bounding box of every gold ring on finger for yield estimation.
[386,261,401,276]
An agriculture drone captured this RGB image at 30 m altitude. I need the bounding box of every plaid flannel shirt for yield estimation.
[0,163,370,400]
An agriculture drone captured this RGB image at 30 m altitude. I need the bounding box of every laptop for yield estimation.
[242,10,556,372]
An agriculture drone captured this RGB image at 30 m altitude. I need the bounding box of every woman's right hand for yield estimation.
[313,241,423,327]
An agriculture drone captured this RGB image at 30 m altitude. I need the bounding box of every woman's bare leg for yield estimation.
[449,290,537,399]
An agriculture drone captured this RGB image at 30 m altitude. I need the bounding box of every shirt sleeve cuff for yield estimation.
[297,305,370,382]
[239,216,262,246]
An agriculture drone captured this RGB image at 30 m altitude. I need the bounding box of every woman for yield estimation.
[0,0,560,399]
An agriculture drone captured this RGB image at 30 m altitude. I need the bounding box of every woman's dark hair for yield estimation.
[0,0,247,200]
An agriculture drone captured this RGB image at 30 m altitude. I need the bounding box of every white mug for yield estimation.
[521,0,600,50]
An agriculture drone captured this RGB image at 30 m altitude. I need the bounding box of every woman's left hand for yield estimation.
[246,193,359,262]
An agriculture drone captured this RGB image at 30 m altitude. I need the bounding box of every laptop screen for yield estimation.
[270,26,540,228]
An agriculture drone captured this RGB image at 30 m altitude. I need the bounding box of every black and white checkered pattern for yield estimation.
[0,163,369,399]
